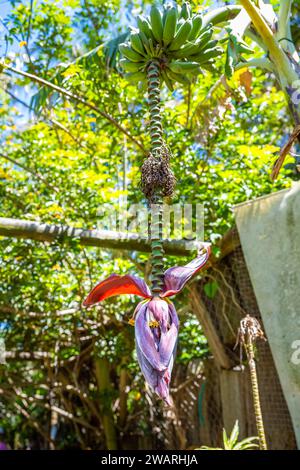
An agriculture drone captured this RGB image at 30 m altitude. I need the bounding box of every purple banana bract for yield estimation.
[83,244,210,405]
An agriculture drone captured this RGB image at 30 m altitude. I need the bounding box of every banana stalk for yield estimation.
[146,60,165,293]
[119,2,217,291]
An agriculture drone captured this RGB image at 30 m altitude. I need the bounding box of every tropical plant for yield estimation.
[83,2,218,405]
[200,420,259,450]
[0,0,296,450]
[98,0,300,177]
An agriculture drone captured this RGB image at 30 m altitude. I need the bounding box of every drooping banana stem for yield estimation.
[147,60,163,152]
[147,60,164,294]
[150,196,164,293]
[246,339,267,450]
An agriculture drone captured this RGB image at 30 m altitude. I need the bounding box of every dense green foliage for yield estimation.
[0,0,298,449]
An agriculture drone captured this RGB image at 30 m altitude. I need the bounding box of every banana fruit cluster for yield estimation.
[119,2,222,89]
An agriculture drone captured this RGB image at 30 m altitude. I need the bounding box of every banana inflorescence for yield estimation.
[119,2,222,89]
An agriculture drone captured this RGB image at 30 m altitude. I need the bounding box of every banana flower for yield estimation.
[83,244,210,405]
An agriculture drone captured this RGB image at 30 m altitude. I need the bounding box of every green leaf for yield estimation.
[228,420,239,447]
[203,281,219,298]
[222,428,230,450]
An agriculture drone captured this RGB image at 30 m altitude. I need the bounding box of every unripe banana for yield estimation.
[168,20,192,51]
[185,40,216,61]
[120,59,144,72]
[162,6,178,46]
[194,29,214,51]
[199,39,218,53]
[177,18,185,28]
[180,2,191,20]
[138,31,151,57]
[162,5,169,26]
[150,5,164,43]
[188,15,203,41]
[130,33,146,56]
[172,41,201,59]
[137,15,154,40]
[125,71,146,83]
[192,47,222,64]
[148,37,155,56]
[119,43,145,62]
[169,60,200,73]
[176,39,218,59]
[199,59,216,73]
[166,68,191,85]
[161,69,174,91]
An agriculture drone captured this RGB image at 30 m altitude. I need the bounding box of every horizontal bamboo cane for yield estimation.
[0,216,201,256]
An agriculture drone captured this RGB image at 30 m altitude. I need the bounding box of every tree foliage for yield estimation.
[0,0,298,449]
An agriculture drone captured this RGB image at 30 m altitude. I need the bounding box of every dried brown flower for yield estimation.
[141,143,176,201]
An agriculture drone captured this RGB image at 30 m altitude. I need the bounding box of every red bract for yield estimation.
[83,244,210,405]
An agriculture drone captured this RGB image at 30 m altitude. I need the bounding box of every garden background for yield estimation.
[0,0,299,450]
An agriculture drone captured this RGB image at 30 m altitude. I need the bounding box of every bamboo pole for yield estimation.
[0,216,201,256]
[0,217,241,263]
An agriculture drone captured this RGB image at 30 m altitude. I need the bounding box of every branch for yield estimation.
[2,86,84,147]
[0,151,58,192]
[0,305,79,317]
[271,124,300,180]
[43,403,100,432]
[0,217,201,256]
[0,388,55,445]
[26,0,34,44]
[1,63,147,154]
[4,351,51,360]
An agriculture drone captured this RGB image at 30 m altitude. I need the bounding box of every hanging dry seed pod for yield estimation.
[141,144,176,202]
